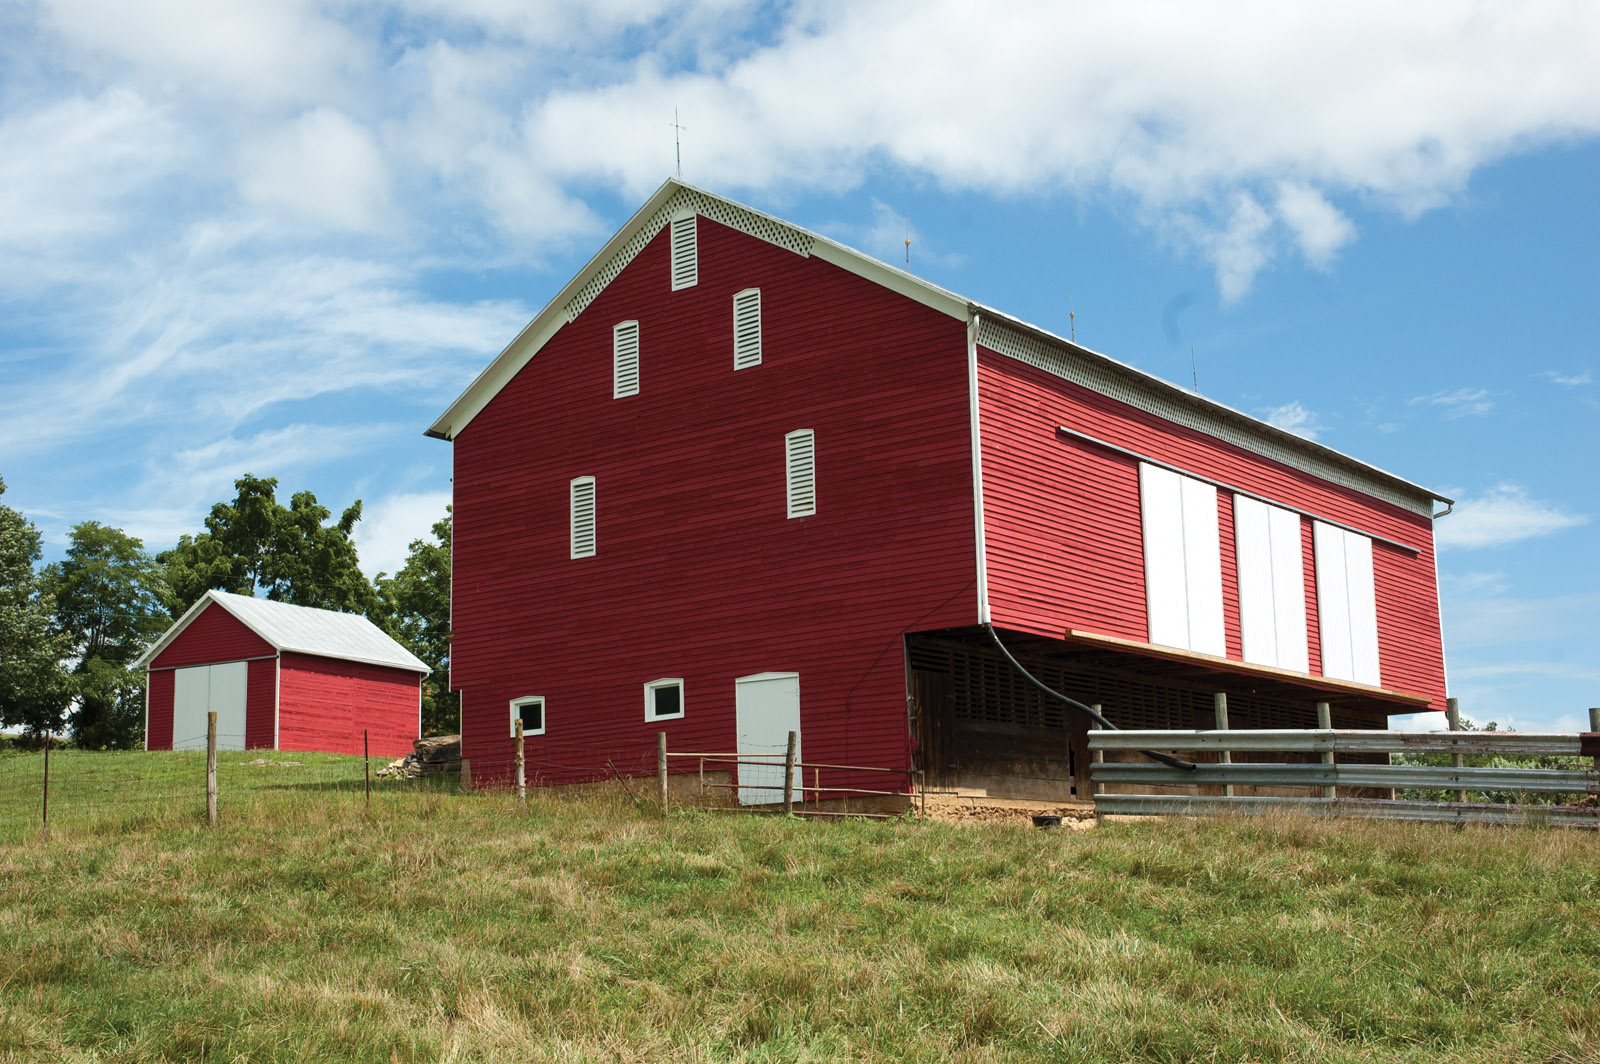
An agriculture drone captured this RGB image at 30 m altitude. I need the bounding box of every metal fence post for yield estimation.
[782,730,797,815]
[1316,702,1334,799]
[515,719,526,804]
[657,731,669,815]
[206,711,218,827]
[1447,697,1466,803]
[41,731,50,837]
[1214,692,1233,798]
[364,729,371,807]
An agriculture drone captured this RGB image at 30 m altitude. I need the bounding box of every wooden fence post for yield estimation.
[1316,702,1334,799]
[515,719,526,803]
[364,729,371,807]
[206,711,218,827]
[1090,704,1104,814]
[1447,697,1466,803]
[1214,692,1233,798]
[657,732,669,815]
[1588,709,1599,805]
[782,730,797,815]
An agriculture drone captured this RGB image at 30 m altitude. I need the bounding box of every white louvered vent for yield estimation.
[612,320,640,398]
[733,288,761,369]
[977,318,1432,516]
[670,215,698,290]
[570,477,596,558]
[785,429,815,518]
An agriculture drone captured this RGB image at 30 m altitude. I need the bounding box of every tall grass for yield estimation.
[1,751,1597,1062]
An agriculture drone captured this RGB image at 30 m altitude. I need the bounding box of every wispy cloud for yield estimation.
[1408,387,1494,417]
[1541,369,1592,387]
[1261,400,1323,440]
[1435,483,1587,550]
[353,490,452,578]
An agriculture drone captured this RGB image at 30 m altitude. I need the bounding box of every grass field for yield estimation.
[1,749,1597,1063]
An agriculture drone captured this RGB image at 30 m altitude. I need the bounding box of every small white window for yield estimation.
[785,429,816,518]
[510,696,545,737]
[613,320,640,398]
[670,215,698,291]
[732,288,761,369]
[570,476,596,558]
[644,678,684,721]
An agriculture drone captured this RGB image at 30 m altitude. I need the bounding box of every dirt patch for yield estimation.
[918,793,1097,828]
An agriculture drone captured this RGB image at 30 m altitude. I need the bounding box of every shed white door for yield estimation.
[171,662,249,750]
[735,672,800,806]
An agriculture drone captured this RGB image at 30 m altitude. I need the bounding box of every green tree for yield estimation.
[43,522,172,748]
[0,475,72,735]
[376,509,456,736]
[160,475,377,617]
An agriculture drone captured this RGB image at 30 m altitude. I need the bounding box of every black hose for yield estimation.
[983,623,1196,772]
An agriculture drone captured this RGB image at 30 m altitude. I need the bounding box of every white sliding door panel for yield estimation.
[1314,522,1354,681]
[735,673,801,806]
[1268,506,1310,674]
[1345,535,1381,685]
[1139,465,1189,650]
[172,667,211,750]
[1180,477,1225,656]
[1233,496,1277,666]
[210,660,249,750]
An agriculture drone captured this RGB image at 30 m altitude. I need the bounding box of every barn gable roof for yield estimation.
[427,178,1448,514]
[135,590,430,674]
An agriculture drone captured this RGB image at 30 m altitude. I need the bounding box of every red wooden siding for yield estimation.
[246,659,276,748]
[149,602,274,669]
[451,217,977,788]
[146,668,174,750]
[277,652,419,757]
[978,349,1446,708]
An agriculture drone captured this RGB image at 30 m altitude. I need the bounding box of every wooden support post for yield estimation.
[815,768,821,808]
[1090,704,1105,812]
[1447,697,1466,803]
[1588,709,1598,807]
[206,711,218,827]
[41,731,50,836]
[1316,701,1334,799]
[657,731,669,815]
[1214,692,1233,798]
[515,719,526,803]
[364,729,371,807]
[782,730,798,815]
[698,757,705,801]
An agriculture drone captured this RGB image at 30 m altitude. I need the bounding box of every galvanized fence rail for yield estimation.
[1089,727,1600,828]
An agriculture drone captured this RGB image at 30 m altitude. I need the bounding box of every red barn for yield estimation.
[137,590,428,757]
[428,180,1451,800]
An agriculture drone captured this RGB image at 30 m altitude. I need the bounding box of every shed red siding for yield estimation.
[451,217,977,787]
[149,602,273,669]
[978,349,1446,708]
[277,652,419,757]
[146,668,174,750]
[246,659,276,749]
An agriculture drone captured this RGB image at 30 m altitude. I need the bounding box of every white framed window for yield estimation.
[670,215,698,290]
[785,429,816,518]
[733,288,761,369]
[1233,496,1310,672]
[613,320,640,398]
[644,678,684,721]
[1314,522,1382,685]
[570,476,596,558]
[1139,463,1224,655]
[509,696,545,737]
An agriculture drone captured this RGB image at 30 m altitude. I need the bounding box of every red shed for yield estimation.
[427,179,1452,801]
[136,590,428,757]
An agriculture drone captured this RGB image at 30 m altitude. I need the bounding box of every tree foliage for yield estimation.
[43,522,172,748]
[376,509,455,736]
[0,475,72,734]
[159,475,377,617]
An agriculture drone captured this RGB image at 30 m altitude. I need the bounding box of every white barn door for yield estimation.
[735,672,801,806]
[171,662,249,751]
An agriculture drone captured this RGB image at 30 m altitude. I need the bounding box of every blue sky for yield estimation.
[2,1,1596,730]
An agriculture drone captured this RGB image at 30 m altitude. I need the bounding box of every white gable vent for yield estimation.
[733,288,761,369]
[613,320,639,398]
[670,215,698,291]
[785,429,815,518]
[570,476,596,558]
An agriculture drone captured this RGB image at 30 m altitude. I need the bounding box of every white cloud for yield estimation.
[238,109,393,231]
[1409,387,1494,417]
[1542,370,1592,387]
[354,490,451,578]
[1435,483,1588,550]
[1261,400,1323,440]
[1275,182,1356,269]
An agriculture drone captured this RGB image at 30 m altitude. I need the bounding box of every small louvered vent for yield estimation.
[570,477,596,558]
[670,215,698,290]
[785,429,815,518]
[732,288,761,369]
[612,321,639,398]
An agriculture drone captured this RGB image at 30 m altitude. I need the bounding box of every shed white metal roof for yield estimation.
[134,589,430,674]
